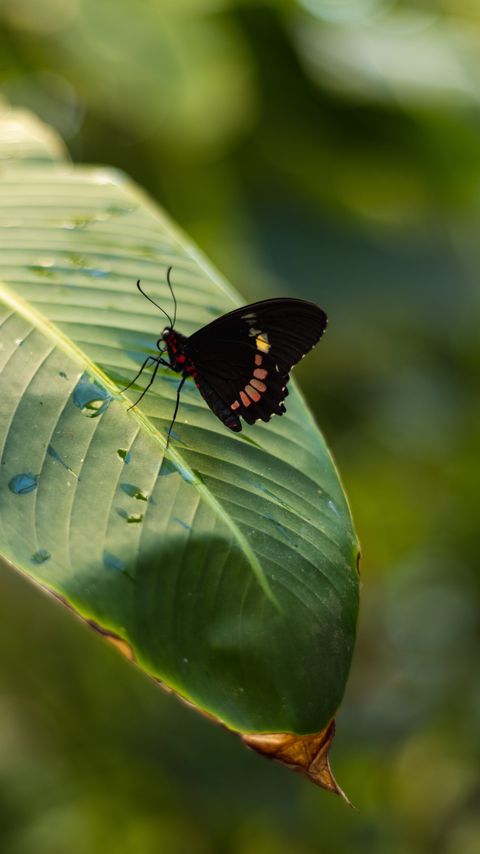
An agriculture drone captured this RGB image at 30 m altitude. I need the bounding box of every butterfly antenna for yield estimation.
[136,280,173,327]
[166,266,177,328]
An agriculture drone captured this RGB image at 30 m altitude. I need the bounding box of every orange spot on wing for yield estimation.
[254,368,268,380]
[251,378,267,392]
[255,354,263,366]
[240,391,251,407]
[231,400,240,411]
[245,384,261,402]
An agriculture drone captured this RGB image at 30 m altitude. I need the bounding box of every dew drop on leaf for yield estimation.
[8,473,38,494]
[171,461,196,484]
[72,373,112,417]
[47,444,72,472]
[265,513,294,544]
[103,552,126,572]
[31,549,51,564]
[120,483,148,501]
[327,499,340,517]
[159,459,176,477]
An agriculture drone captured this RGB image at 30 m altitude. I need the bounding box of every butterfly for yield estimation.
[123,267,327,440]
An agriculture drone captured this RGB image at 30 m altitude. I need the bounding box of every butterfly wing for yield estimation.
[184,298,327,431]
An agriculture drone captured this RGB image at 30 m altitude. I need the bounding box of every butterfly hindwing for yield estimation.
[184,298,327,430]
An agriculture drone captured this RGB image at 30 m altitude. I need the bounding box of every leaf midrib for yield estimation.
[0,281,278,607]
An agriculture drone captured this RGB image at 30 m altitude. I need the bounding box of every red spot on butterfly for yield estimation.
[245,384,261,402]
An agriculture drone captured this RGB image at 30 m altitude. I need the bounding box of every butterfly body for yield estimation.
[158,297,327,434]
[162,329,195,375]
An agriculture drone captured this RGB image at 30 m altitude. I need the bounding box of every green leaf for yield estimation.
[0,108,359,755]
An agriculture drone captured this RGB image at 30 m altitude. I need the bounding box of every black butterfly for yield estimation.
[124,267,327,440]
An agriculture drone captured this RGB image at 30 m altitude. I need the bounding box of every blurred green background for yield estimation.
[1,1,479,851]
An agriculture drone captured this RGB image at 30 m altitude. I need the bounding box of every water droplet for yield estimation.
[256,482,289,508]
[62,214,96,230]
[88,267,109,278]
[68,253,89,268]
[103,552,125,572]
[265,513,294,543]
[8,473,38,494]
[159,459,177,477]
[31,549,51,564]
[126,513,143,524]
[120,483,148,501]
[327,499,340,517]
[171,461,196,484]
[59,371,68,379]
[134,245,159,259]
[47,444,76,475]
[117,449,132,464]
[66,254,110,277]
[29,262,57,279]
[104,204,136,217]
[72,373,112,417]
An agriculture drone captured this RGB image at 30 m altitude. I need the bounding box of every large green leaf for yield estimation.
[0,107,359,787]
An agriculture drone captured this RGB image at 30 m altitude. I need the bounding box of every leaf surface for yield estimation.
[0,108,359,748]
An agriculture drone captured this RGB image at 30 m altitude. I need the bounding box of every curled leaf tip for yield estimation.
[242,720,353,805]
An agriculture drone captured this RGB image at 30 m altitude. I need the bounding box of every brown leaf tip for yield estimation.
[242,720,353,805]
[86,619,136,662]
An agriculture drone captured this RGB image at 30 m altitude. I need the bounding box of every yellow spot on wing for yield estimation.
[256,332,270,353]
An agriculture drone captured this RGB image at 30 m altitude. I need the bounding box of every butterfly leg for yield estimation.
[165,374,186,447]
[120,355,156,393]
[127,357,165,410]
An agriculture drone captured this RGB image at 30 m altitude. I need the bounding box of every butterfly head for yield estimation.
[161,327,173,342]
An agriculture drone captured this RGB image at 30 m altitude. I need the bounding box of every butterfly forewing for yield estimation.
[184,298,327,431]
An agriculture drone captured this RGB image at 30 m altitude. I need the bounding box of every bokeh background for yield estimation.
[1,1,479,851]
